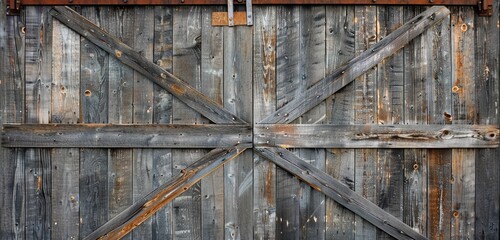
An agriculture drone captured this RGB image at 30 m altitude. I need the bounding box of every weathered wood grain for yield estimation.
[275,5,301,239]
[105,6,134,240]
[255,124,499,148]
[152,5,174,240]
[259,6,451,124]
[475,1,499,239]
[376,6,405,240]
[51,16,81,240]
[2,124,252,148]
[253,6,277,240]
[172,6,203,240]
[223,11,254,240]
[325,6,356,239]
[79,7,110,238]
[49,6,246,124]
[131,7,155,239]
[200,6,225,240]
[84,148,245,240]
[257,147,428,240]
[353,5,378,239]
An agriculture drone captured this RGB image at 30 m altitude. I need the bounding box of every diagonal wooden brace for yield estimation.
[259,6,450,124]
[256,147,428,240]
[84,148,246,239]
[49,6,246,125]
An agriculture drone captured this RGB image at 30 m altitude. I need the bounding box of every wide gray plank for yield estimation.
[84,148,245,240]
[51,16,81,240]
[259,6,451,124]
[49,6,245,124]
[253,5,277,240]
[254,124,499,148]
[257,147,427,240]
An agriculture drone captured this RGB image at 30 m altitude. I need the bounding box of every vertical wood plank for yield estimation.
[375,6,404,240]
[275,6,300,239]
[200,6,224,240]
[353,5,378,239]
[51,17,80,239]
[79,7,109,237]
[106,6,134,240]
[475,1,499,239]
[253,5,277,240]
[450,6,475,239]
[172,6,203,240]
[132,6,155,240]
[223,9,253,239]
[325,5,356,239]
[297,5,326,240]
[152,5,174,240]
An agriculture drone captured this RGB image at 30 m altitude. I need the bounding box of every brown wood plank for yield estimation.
[223,9,254,239]
[2,124,252,148]
[324,5,356,239]
[259,6,451,124]
[152,5,174,240]
[200,6,225,240]
[49,6,246,125]
[253,5,277,240]
[254,124,499,148]
[83,148,245,240]
[256,147,428,240]
[50,15,81,240]
[474,1,499,239]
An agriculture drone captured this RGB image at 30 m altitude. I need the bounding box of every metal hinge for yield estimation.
[212,0,253,26]
[6,0,21,15]
[477,0,493,16]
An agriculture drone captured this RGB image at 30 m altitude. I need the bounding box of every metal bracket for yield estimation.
[6,0,21,15]
[477,0,493,16]
[212,0,253,26]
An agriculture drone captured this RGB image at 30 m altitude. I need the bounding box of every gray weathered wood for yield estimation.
[2,124,252,148]
[84,148,245,240]
[324,5,356,239]
[259,6,451,124]
[106,6,134,240]
[254,124,499,148]
[200,6,225,240]
[253,6,277,240]
[51,16,81,240]
[474,1,499,239]
[223,12,254,240]
[257,147,428,240]
[152,5,174,240]
[49,6,246,125]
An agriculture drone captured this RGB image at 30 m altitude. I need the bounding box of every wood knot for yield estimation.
[115,49,122,58]
[453,211,460,218]
[452,85,460,93]
[460,24,468,32]
[413,164,419,170]
[485,132,497,141]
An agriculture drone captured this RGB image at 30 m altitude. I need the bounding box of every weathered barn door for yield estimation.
[0,1,498,239]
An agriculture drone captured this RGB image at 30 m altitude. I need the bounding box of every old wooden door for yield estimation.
[0,1,498,240]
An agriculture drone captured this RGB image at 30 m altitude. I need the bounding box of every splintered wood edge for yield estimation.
[212,12,248,26]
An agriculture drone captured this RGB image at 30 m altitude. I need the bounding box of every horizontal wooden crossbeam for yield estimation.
[256,147,427,240]
[259,6,451,124]
[49,6,245,125]
[255,124,500,148]
[2,124,252,148]
[84,148,245,240]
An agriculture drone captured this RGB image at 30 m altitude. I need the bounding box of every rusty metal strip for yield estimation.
[212,11,247,26]
[84,148,246,240]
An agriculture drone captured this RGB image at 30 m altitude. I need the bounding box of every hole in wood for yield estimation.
[84,90,91,96]
[461,24,468,32]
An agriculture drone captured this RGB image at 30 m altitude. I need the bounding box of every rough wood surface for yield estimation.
[49,6,245,125]
[84,148,245,240]
[257,147,428,240]
[51,15,81,240]
[259,6,451,124]
[254,124,499,148]
[253,6,277,240]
